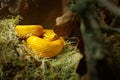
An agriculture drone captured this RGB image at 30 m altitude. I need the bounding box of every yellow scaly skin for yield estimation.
[43,29,57,41]
[26,36,64,58]
[15,25,43,39]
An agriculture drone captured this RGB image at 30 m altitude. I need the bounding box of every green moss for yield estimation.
[0,16,82,80]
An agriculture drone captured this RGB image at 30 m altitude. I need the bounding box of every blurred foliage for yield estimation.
[0,16,82,80]
[70,0,120,80]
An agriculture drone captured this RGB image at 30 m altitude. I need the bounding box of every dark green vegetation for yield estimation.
[71,0,120,80]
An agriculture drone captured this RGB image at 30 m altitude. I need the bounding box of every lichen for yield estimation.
[0,16,82,80]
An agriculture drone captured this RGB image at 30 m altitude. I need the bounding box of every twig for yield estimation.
[21,43,42,66]
[13,45,20,56]
[99,0,120,17]
[100,25,120,33]
[110,16,118,27]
